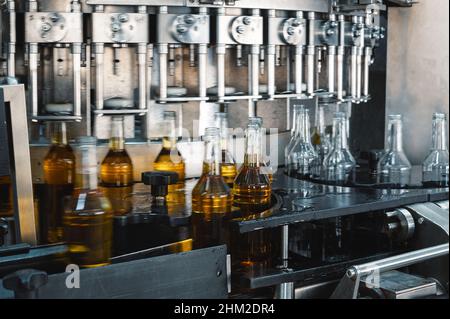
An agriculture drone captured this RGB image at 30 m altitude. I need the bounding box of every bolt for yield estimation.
[236,25,246,34]
[118,14,129,23]
[41,22,52,32]
[184,15,196,25]
[111,22,121,32]
[291,18,302,27]
[327,28,335,36]
[287,26,295,36]
[330,21,338,28]
[177,24,189,34]
[354,30,361,37]
[243,16,252,25]
[50,13,59,23]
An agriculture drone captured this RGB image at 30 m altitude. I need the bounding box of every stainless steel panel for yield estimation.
[92,13,149,44]
[25,12,83,44]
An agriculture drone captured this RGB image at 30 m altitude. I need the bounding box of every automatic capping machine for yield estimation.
[0,0,448,299]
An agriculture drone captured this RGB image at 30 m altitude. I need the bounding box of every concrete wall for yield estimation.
[386,1,449,164]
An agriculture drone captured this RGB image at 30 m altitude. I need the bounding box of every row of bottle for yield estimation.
[285,105,449,187]
[39,110,274,267]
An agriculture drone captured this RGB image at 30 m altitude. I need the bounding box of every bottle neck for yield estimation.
[332,117,348,150]
[387,119,403,152]
[162,118,177,149]
[50,122,68,145]
[244,126,261,167]
[292,108,299,137]
[203,135,221,175]
[76,145,98,190]
[317,107,326,135]
[216,116,229,151]
[432,117,448,151]
[110,119,125,151]
[297,111,312,145]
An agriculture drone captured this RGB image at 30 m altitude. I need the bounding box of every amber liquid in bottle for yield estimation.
[154,111,185,193]
[42,122,75,243]
[232,124,273,269]
[63,136,113,268]
[192,128,234,250]
[248,116,273,184]
[215,112,237,187]
[100,117,133,216]
[0,176,13,218]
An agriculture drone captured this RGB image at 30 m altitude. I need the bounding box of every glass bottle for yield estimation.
[42,122,75,243]
[233,123,272,213]
[311,105,331,173]
[378,114,412,187]
[232,123,273,269]
[192,127,233,249]
[422,112,449,187]
[154,111,186,192]
[284,105,302,167]
[100,117,134,216]
[323,112,356,183]
[248,116,273,183]
[63,136,113,268]
[215,112,237,187]
[287,107,318,178]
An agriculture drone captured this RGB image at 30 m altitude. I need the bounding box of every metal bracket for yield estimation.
[0,84,37,245]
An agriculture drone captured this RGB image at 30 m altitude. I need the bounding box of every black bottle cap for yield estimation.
[141,171,179,197]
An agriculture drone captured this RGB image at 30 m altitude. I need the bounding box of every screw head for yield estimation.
[111,22,121,32]
[41,22,52,32]
[184,15,196,25]
[327,28,335,36]
[330,21,338,28]
[291,18,302,27]
[50,13,59,23]
[287,26,296,36]
[236,25,246,34]
[118,14,129,23]
[243,16,252,25]
[176,24,189,34]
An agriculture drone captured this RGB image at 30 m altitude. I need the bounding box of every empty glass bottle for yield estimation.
[192,127,233,249]
[154,111,186,191]
[378,114,412,187]
[42,122,75,243]
[287,107,318,178]
[64,136,113,268]
[323,112,356,183]
[215,112,237,187]
[285,105,303,167]
[422,112,449,187]
[100,116,133,216]
[311,105,331,177]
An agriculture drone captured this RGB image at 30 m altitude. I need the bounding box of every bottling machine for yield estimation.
[0,0,448,299]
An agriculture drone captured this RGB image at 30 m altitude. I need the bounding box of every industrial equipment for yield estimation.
[0,0,448,300]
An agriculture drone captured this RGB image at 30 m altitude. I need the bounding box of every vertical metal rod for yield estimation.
[295,45,303,95]
[29,43,38,118]
[189,44,196,67]
[85,43,91,135]
[307,12,315,96]
[350,47,357,100]
[217,44,226,101]
[72,43,82,117]
[337,15,345,101]
[363,47,372,98]
[267,44,276,99]
[251,44,260,97]
[159,43,168,100]
[275,225,294,299]
[138,43,147,110]
[198,43,207,98]
[356,52,362,101]
[328,46,336,94]
[95,43,104,109]
[7,0,16,77]
[144,44,153,140]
